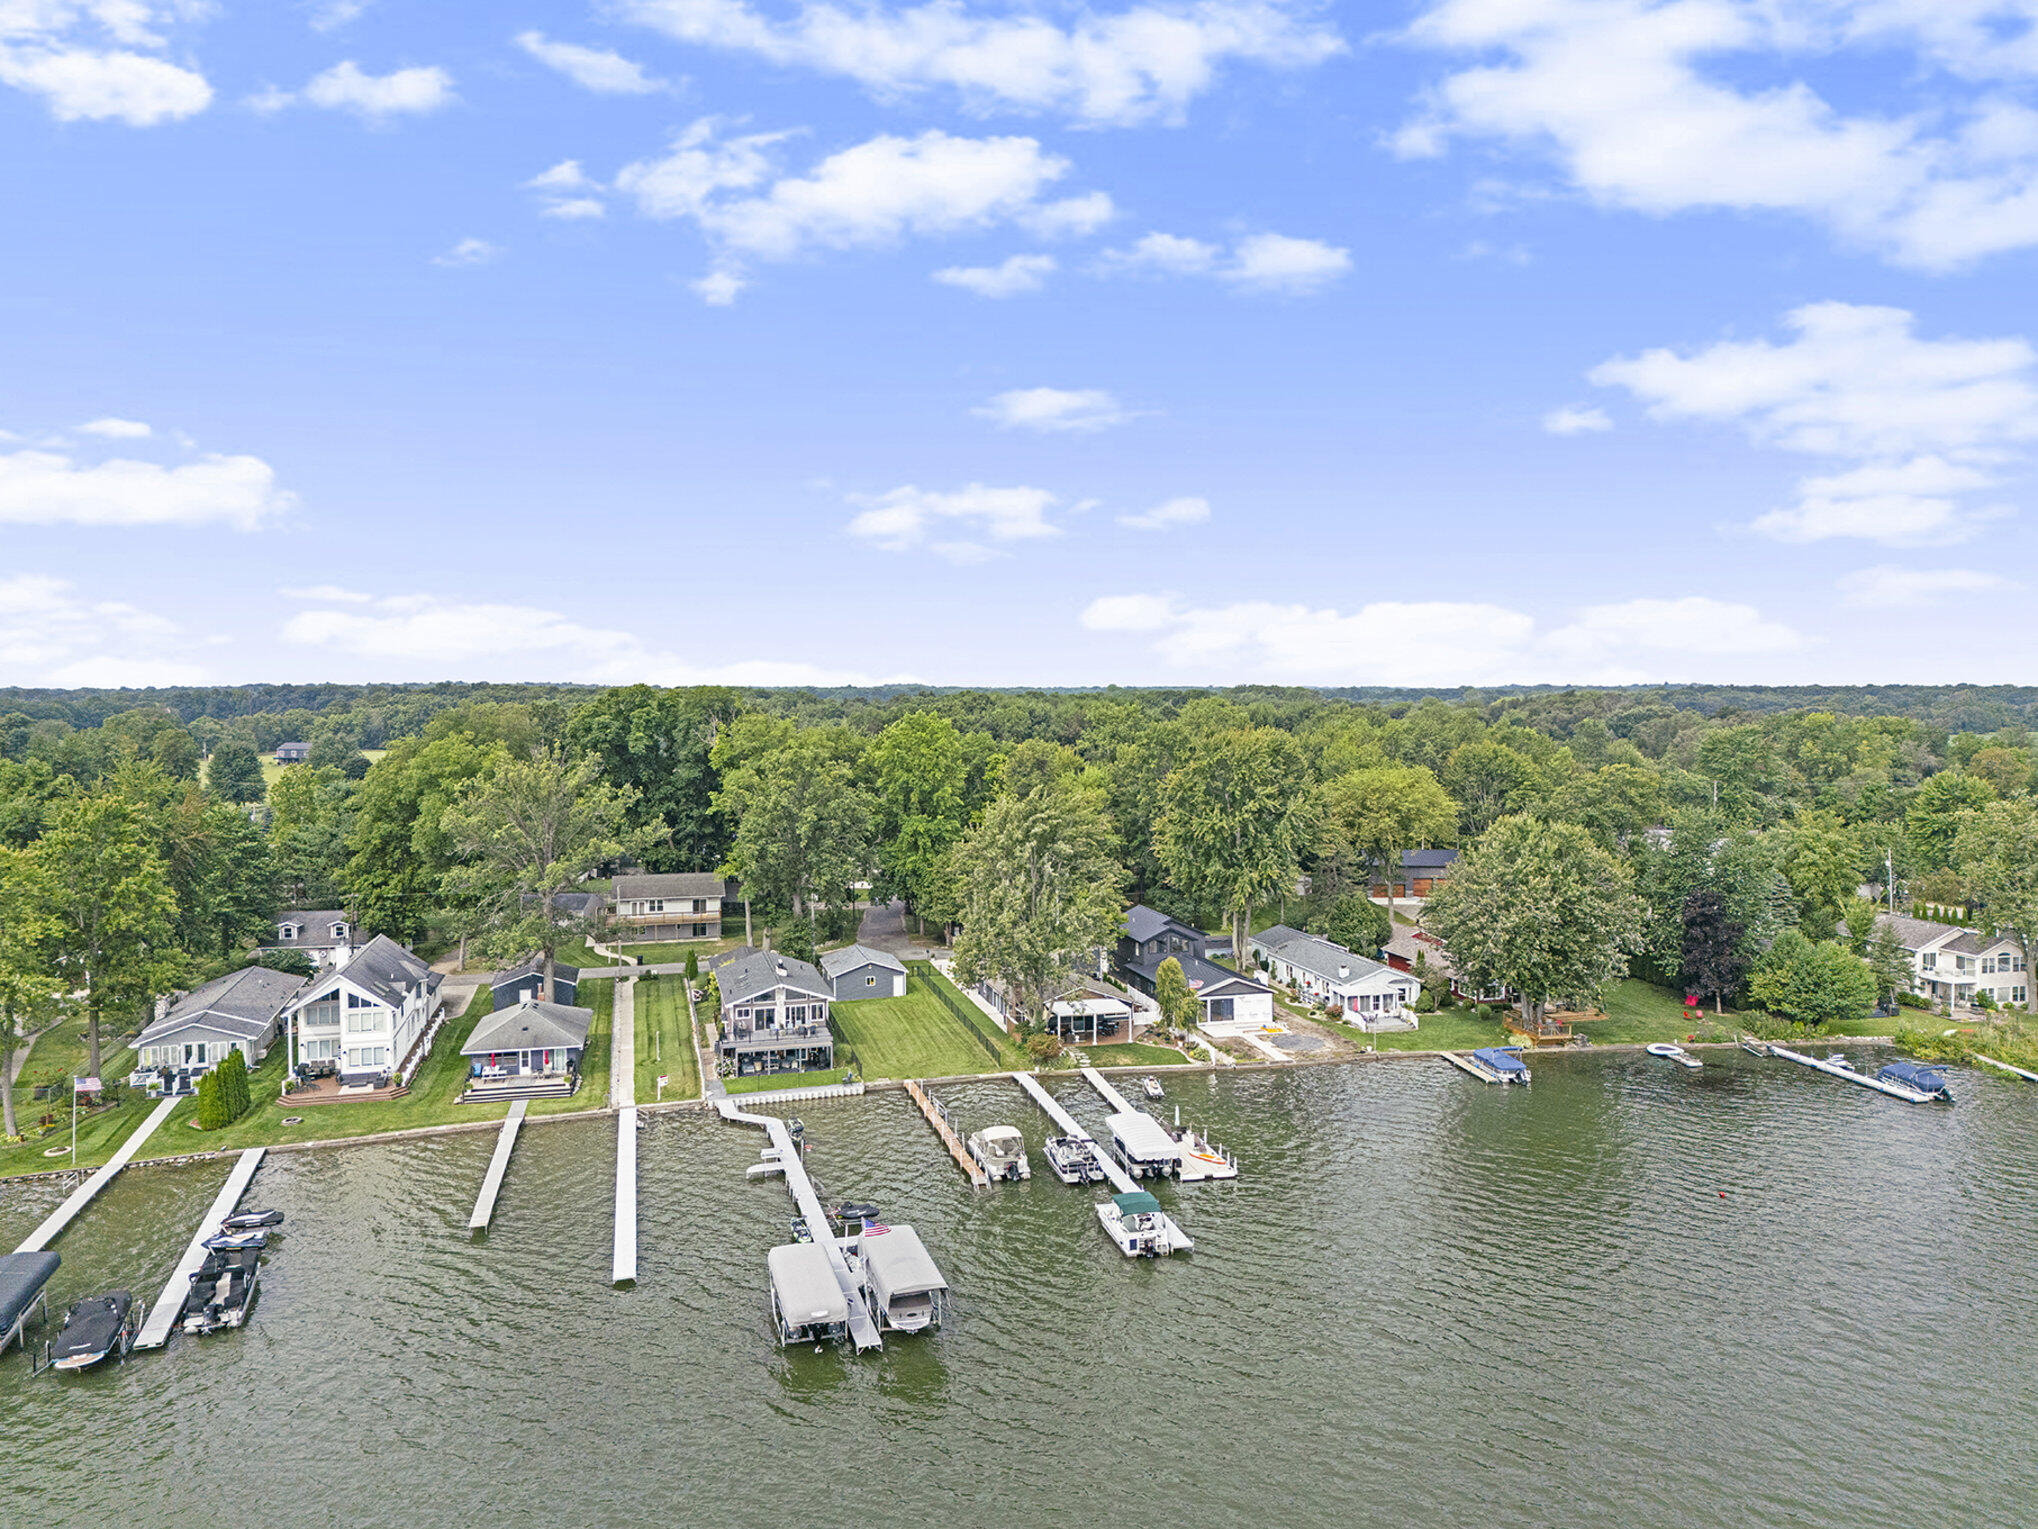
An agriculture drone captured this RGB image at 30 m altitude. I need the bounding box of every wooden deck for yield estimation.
[283,1076,409,1105]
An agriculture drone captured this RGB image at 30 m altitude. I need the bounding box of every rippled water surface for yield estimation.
[5,1051,2037,1528]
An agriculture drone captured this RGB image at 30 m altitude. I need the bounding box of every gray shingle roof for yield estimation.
[1384,926,1457,978]
[138,966,305,1047]
[1250,927,1392,987]
[327,934,433,1008]
[263,911,355,950]
[614,873,726,901]
[1124,905,1194,945]
[462,999,593,1055]
[714,947,831,1006]
[820,944,906,979]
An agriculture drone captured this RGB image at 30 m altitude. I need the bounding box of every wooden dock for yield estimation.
[612,1106,638,1285]
[1441,1051,1505,1083]
[467,1099,527,1232]
[904,1078,989,1187]
[12,1095,181,1254]
[134,1147,265,1350]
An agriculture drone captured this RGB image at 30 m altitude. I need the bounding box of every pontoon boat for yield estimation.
[1471,1046,1531,1084]
[966,1125,1031,1181]
[1043,1134,1106,1184]
[1094,1190,1193,1258]
[1877,1059,1954,1102]
[50,1291,134,1371]
[856,1225,948,1334]
[768,1242,847,1346]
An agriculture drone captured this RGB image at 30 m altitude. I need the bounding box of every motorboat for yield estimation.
[202,1230,270,1253]
[1646,1042,1703,1070]
[1877,1059,1954,1102]
[856,1225,948,1334]
[966,1125,1031,1182]
[220,1209,283,1231]
[181,1246,260,1335]
[49,1291,134,1371]
[1043,1134,1106,1185]
[1142,1077,1165,1100]
[768,1242,847,1347]
[1094,1191,1193,1258]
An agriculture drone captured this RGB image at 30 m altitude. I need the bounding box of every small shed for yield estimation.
[820,944,907,1000]
[491,961,580,1011]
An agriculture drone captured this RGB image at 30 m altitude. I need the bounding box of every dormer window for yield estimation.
[280,923,299,940]
[331,923,347,940]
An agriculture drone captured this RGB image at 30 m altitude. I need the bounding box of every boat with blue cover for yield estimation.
[1876,1059,1954,1102]
[1471,1047,1532,1084]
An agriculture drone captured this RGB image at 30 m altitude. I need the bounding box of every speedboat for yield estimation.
[1043,1134,1106,1184]
[966,1125,1031,1182]
[1094,1191,1193,1258]
[1142,1077,1165,1100]
[49,1292,133,1371]
[181,1246,259,1335]
[1646,1042,1703,1070]
[1877,1059,1954,1102]
[220,1209,283,1231]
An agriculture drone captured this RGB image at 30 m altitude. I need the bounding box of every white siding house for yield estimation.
[1250,925,1419,1031]
[134,967,306,1079]
[1878,914,2030,1010]
[284,935,443,1086]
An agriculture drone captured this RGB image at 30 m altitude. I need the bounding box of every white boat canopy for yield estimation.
[1106,1110,1179,1161]
[767,1243,847,1327]
[860,1225,949,1304]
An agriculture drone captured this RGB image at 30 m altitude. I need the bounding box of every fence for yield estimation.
[910,962,1006,1062]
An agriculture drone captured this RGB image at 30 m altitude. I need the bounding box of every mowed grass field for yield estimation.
[829,974,1027,1079]
[633,976,698,1102]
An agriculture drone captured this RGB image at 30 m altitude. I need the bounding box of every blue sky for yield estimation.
[2,1,2035,689]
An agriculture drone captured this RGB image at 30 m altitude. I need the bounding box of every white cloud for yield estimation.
[515,31,665,94]
[933,253,1056,297]
[618,0,1342,126]
[1118,496,1210,530]
[0,4,213,124]
[1543,405,1610,435]
[310,1,373,30]
[691,269,744,305]
[614,122,1111,299]
[0,574,207,687]
[1837,564,2017,608]
[301,60,455,119]
[526,159,607,219]
[432,236,501,267]
[279,583,373,603]
[77,416,151,438]
[1591,302,2038,544]
[280,591,887,684]
[1080,590,1804,683]
[1398,0,2038,269]
[846,483,1064,562]
[1101,229,1349,293]
[976,387,1129,433]
[0,439,293,529]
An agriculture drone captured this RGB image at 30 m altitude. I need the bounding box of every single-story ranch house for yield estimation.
[613,872,730,943]
[284,935,443,1087]
[1251,925,1418,1031]
[709,947,835,1079]
[134,967,306,1080]
[820,944,906,1000]
[461,998,592,1100]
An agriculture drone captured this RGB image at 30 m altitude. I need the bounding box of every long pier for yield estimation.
[904,1078,989,1187]
[1078,1066,1137,1114]
[1012,1072,1135,1194]
[1770,1045,1936,1102]
[468,1099,527,1232]
[612,1107,638,1285]
[12,1095,181,1254]
[134,1148,265,1351]
[716,1098,882,1351]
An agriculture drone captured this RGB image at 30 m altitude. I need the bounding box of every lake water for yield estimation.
[4,1051,2035,1529]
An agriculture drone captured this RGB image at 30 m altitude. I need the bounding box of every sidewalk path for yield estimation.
[611,976,635,1109]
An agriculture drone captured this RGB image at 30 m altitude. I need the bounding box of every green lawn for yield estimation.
[1080,1042,1190,1067]
[11,1016,138,1091]
[633,976,699,1102]
[725,1066,851,1094]
[828,974,1028,1079]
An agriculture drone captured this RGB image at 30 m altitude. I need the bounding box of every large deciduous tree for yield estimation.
[35,792,178,1079]
[1156,728,1314,965]
[867,712,997,928]
[714,726,873,928]
[441,749,648,1000]
[1956,798,2038,1014]
[566,686,741,872]
[0,847,60,1141]
[346,731,504,942]
[1424,815,1645,1030]
[1316,763,1457,924]
[1749,929,1876,1027]
[952,774,1125,1028]
[1679,888,1750,1013]
[1908,770,1994,872]
[1773,810,1863,939]
[267,763,356,907]
[206,743,266,805]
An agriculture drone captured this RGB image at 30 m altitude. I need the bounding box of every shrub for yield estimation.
[209,1049,252,1125]
[684,950,699,982]
[195,1069,228,1130]
[1896,990,1930,1010]
[1749,929,1877,1028]
[1024,1032,1065,1064]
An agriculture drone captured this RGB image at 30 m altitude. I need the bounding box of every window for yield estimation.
[645,899,665,914]
[279,923,298,940]
[693,923,706,938]
[348,991,373,1007]
[331,923,347,940]
[346,1007,381,1033]
[692,899,706,913]
[867,974,878,987]
[301,993,340,1028]
[787,1005,806,1025]
[1923,952,1937,970]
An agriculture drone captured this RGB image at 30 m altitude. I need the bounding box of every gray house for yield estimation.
[461,998,592,1098]
[820,944,906,1000]
[259,909,359,970]
[711,947,835,1079]
[491,960,580,1010]
[274,741,310,764]
[135,967,306,1079]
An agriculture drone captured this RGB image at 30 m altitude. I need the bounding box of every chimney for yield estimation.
[1338,964,1350,980]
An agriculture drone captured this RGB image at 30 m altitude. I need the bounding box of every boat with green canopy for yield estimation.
[1094,1190,1193,1258]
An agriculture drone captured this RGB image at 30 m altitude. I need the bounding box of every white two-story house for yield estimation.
[1251,925,1420,1031]
[1876,913,2030,1011]
[284,934,443,1087]
[612,873,729,943]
